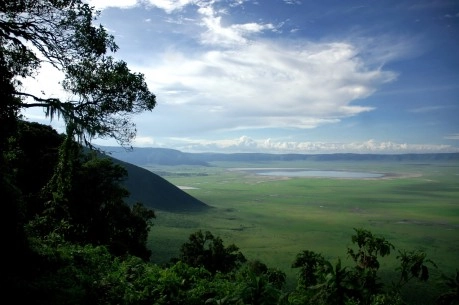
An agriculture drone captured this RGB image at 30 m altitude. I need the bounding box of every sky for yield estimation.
[22,0,459,154]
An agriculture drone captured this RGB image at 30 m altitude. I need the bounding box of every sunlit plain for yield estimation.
[146,160,459,291]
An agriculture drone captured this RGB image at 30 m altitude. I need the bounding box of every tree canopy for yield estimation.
[2,2,158,299]
[1,0,156,147]
[177,230,247,274]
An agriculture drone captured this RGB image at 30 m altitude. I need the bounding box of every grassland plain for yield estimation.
[145,160,459,294]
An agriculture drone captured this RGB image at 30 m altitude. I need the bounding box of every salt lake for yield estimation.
[242,169,384,179]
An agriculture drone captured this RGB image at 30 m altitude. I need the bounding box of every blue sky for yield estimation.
[23,0,459,153]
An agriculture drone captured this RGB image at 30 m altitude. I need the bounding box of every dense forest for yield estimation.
[2,1,458,304]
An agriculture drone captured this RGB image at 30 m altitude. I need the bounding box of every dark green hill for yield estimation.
[12,121,208,213]
[108,157,210,212]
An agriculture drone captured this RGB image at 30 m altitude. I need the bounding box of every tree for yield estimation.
[2,0,158,264]
[3,120,158,303]
[1,3,157,257]
[292,229,433,305]
[26,145,156,260]
[347,228,394,272]
[67,155,156,259]
[12,121,64,217]
[346,227,394,303]
[395,249,437,290]
[2,0,157,268]
[177,230,246,274]
[238,272,281,305]
[1,0,156,147]
[309,259,353,305]
[292,250,327,288]
[241,260,286,290]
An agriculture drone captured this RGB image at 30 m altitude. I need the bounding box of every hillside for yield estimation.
[101,146,459,167]
[106,156,210,212]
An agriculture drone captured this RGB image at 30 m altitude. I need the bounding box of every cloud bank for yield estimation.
[131,136,459,154]
[141,40,396,132]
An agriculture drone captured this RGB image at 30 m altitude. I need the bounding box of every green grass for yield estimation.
[146,160,459,290]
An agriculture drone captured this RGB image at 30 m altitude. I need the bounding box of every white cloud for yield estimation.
[444,133,459,140]
[86,0,138,9]
[137,40,396,134]
[229,0,249,7]
[197,2,276,47]
[84,0,397,138]
[145,0,196,13]
[284,0,302,5]
[133,136,157,146]
[154,136,459,154]
[86,0,196,12]
[409,105,449,113]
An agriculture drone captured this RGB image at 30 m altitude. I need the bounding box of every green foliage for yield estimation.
[368,294,406,305]
[345,228,395,304]
[348,228,394,271]
[177,230,247,274]
[7,215,459,305]
[309,259,354,305]
[435,270,459,305]
[1,0,156,147]
[239,272,282,305]
[395,249,437,289]
[240,260,287,290]
[1,120,154,262]
[35,150,156,260]
[16,237,117,305]
[292,250,327,288]
[3,1,156,299]
[289,228,445,305]
[266,268,288,290]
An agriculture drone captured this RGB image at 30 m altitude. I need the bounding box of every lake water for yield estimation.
[254,169,384,179]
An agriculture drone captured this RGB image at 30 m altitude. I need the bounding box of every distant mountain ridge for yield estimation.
[100,146,459,167]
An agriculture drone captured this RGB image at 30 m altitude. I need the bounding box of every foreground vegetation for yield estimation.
[4,121,457,305]
[2,1,458,304]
